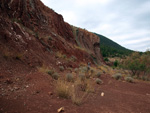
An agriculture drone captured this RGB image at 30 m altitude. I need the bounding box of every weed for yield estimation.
[47,70,54,76]
[59,66,65,72]
[56,80,71,99]
[80,66,88,73]
[124,77,134,83]
[95,78,103,84]
[74,68,78,73]
[141,76,150,81]
[95,72,101,78]
[112,73,122,80]
[66,73,74,82]
[52,73,59,80]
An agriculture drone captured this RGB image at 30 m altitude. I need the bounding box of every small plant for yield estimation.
[56,80,71,99]
[114,60,119,67]
[80,66,88,73]
[15,54,22,60]
[95,72,101,78]
[141,76,149,81]
[52,72,59,80]
[112,73,122,80]
[59,66,65,72]
[74,68,78,73]
[70,55,77,62]
[125,77,134,83]
[95,78,103,84]
[79,73,86,81]
[68,67,72,72]
[47,70,54,76]
[66,73,74,82]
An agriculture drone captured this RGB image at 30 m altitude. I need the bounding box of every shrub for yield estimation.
[80,66,88,73]
[95,78,103,84]
[70,55,77,62]
[79,73,86,81]
[59,66,65,72]
[141,76,150,81]
[104,57,109,62]
[95,72,101,78]
[47,70,54,75]
[56,80,71,99]
[112,73,122,80]
[114,60,119,67]
[125,77,134,83]
[66,73,74,82]
[90,69,94,74]
[74,68,78,73]
[52,72,59,80]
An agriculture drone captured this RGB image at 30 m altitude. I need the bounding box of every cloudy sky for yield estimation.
[41,0,150,52]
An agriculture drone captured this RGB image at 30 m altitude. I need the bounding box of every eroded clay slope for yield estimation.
[0,0,103,76]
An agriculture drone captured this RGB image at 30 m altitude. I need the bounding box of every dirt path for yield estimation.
[0,72,150,113]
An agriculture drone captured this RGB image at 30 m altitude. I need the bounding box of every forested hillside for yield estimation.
[95,33,133,57]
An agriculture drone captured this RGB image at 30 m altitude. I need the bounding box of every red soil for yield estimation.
[0,72,150,113]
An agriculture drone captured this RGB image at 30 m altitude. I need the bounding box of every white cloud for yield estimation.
[75,0,112,6]
[59,10,78,25]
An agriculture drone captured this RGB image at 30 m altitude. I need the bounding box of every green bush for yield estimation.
[52,73,59,80]
[80,66,88,73]
[95,78,103,84]
[112,73,122,80]
[59,66,65,72]
[141,76,150,81]
[79,73,86,81]
[47,70,54,75]
[74,68,78,73]
[70,55,77,62]
[66,73,74,82]
[114,60,119,67]
[95,72,101,78]
[124,77,134,83]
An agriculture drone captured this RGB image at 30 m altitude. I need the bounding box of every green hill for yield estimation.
[95,33,133,58]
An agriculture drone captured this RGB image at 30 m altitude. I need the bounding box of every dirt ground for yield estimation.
[0,71,150,113]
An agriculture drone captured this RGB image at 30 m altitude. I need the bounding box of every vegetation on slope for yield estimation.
[121,51,150,79]
[95,33,133,58]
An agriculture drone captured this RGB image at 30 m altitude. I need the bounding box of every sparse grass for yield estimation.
[56,80,72,99]
[95,78,103,84]
[38,66,50,73]
[74,46,86,52]
[55,51,67,59]
[124,77,134,83]
[112,73,122,80]
[85,79,95,93]
[55,72,95,105]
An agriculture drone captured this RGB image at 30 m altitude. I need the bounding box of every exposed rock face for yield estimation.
[72,27,103,64]
[0,0,103,75]
[0,0,74,42]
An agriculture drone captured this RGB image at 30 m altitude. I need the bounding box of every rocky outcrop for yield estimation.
[0,0,103,73]
[72,27,103,64]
